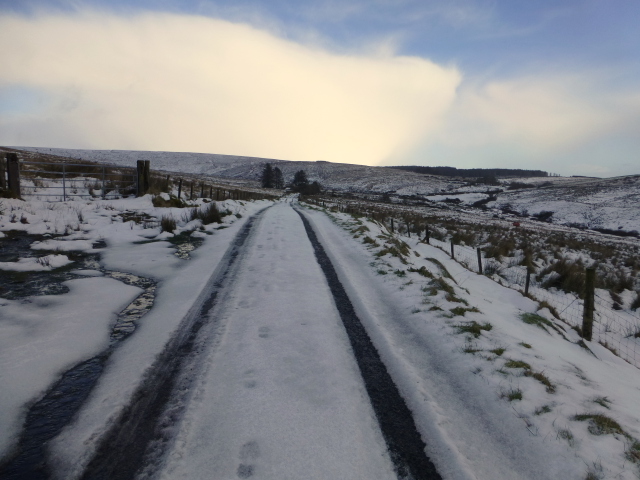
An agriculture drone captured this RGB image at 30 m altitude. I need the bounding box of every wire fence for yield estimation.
[19,161,137,200]
[429,237,640,369]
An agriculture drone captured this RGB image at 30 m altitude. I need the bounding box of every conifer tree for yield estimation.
[273,167,284,189]
[261,163,274,188]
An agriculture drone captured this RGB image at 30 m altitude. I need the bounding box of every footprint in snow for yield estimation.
[237,440,260,478]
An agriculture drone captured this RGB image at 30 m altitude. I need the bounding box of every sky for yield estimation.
[0,0,639,177]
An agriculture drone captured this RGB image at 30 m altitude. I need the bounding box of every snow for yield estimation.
[301,204,640,479]
[0,277,142,457]
[30,239,96,252]
[0,254,74,271]
[155,203,395,479]
[1,180,640,479]
[0,192,272,466]
[45,200,273,479]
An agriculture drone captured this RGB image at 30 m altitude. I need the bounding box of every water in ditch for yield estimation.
[0,232,157,480]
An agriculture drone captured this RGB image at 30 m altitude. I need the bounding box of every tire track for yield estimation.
[295,208,442,480]
[78,209,268,480]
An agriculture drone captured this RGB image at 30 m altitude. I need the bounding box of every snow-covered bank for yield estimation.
[302,203,640,480]
[0,194,273,465]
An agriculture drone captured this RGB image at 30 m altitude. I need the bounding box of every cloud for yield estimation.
[398,74,640,176]
[0,10,461,165]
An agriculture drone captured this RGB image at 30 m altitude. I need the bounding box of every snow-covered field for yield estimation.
[302,204,640,479]
[10,146,640,233]
[0,193,272,466]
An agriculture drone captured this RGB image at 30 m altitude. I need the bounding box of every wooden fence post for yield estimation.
[7,152,20,198]
[0,153,6,190]
[582,267,596,341]
[525,268,531,296]
[477,248,483,274]
[136,160,150,197]
[390,218,394,233]
[424,227,430,244]
[190,182,194,200]
[144,160,150,193]
[177,178,182,199]
[209,186,213,198]
[450,240,455,258]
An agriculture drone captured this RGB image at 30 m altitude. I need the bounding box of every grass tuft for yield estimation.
[500,387,523,401]
[455,321,493,337]
[524,370,556,393]
[520,312,553,331]
[625,440,640,463]
[407,266,434,279]
[450,306,481,316]
[534,405,552,415]
[505,359,531,369]
[160,215,177,233]
[592,396,611,409]
[490,347,506,356]
[573,413,625,436]
[190,203,222,224]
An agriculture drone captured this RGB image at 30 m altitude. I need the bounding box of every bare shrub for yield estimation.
[160,215,177,233]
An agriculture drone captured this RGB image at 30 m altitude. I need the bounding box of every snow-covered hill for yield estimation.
[7,147,640,232]
[489,176,640,233]
[11,147,467,195]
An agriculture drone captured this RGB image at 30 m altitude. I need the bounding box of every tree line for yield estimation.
[261,163,321,194]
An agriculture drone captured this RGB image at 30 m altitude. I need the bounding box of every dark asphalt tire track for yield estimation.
[295,208,442,480]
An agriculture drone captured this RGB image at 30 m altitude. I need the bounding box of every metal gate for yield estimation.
[18,160,137,200]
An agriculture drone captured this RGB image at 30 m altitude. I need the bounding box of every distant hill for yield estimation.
[9,147,470,195]
[388,166,548,178]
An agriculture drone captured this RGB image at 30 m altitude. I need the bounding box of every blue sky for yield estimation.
[1,0,639,176]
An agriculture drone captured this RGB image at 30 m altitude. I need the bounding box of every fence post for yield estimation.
[390,218,394,233]
[6,153,20,198]
[101,165,106,199]
[407,223,410,238]
[477,247,483,274]
[136,160,146,197]
[0,154,6,190]
[450,240,455,258]
[177,178,182,199]
[200,183,204,198]
[190,182,194,200]
[582,267,596,341]
[209,185,213,198]
[143,160,150,194]
[525,268,531,296]
[424,227,430,244]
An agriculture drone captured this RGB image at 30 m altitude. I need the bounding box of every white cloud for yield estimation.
[0,10,461,165]
[398,74,640,176]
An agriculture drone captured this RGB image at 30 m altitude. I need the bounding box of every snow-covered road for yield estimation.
[145,202,395,479]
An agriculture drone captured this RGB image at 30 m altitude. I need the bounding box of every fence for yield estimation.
[301,196,640,369]
[20,161,137,200]
[1,153,277,203]
[429,237,640,369]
